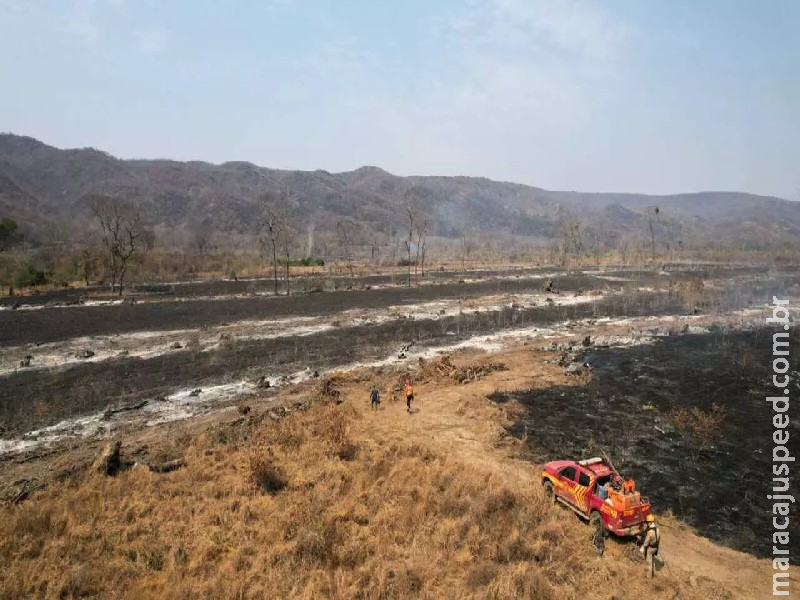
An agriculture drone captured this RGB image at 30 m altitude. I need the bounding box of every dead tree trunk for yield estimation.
[405,205,414,286]
[261,192,288,296]
[647,206,660,265]
[416,217,429,277]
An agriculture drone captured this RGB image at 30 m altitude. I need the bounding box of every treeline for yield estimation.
[2,195,798,296]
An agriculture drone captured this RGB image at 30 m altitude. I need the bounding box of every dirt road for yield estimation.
[339,346,792,599]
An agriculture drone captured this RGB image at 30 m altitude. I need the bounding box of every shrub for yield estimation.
[247,448,287,494]
[337,442,358,462]
[314,405,355,458]
[670,403,727,450]
[277,257,325,267]
[58,566,99,599]
[15,264,48,288]
[482,488,517,518]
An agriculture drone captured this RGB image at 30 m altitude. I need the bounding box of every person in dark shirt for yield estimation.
[370,385,380,410]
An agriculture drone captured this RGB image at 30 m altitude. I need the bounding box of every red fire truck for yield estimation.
[541,456,651,537]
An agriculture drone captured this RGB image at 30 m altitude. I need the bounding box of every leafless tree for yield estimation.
[42,221,69,257]
[591,230,602,266]
[336,219,359,278]
[618,238,630,265]
[403,189,431,283]
[278,223,295,295]
[415,216,430,277]
[404,199,415,286]
[369,228,383,266]
[261,193,282,295]
[557,217,584,269]
[646,206,660,264]
[305,222,315,259]
[389,227,398,282]
[88,195,151,295]
[459,211,477,273]
[260,191,294,296]
[78,228,101,286]
[191,224,213,258]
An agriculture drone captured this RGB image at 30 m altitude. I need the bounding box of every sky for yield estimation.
[1,0,798,199]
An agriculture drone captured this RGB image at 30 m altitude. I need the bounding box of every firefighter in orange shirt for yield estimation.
[404,377,414,412]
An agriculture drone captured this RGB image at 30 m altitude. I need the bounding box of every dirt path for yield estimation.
[340,346,793,600]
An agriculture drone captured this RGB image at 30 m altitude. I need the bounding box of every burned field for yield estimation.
[0,265,761,345]
[492,327,800,558]
[1,285,681,435]
[1,264,798,563]
[0,266,793,438]
[0,267,554,309]
[2,271,679,431]
[0,271,605,346]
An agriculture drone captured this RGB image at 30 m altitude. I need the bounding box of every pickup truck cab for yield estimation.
[541,457,651,537]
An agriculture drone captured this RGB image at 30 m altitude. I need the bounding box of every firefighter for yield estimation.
[370,385,380,410]
[639,514,660,578]
[404,377,414,412]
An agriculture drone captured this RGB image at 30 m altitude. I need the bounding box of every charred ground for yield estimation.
[1,264,798,570]
[491,327,800,558]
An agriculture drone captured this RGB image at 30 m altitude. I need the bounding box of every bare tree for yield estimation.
[618,238,630,265]
[260,191,294,296]
[278,223,295,295]
[78,228,101,286]
[336,219,359,278]
[403,189,431,283]
[261,193,283,296]
[415,216,430,277]
[557,217,584,269]
[646,206,660,264]
[388,226,398,281]
[404,199,415,285]
[460,215,475,273]
[88,196,151,295]
[305,222,315,259]
[369,228,382,266]
[191,224,213,258]
[591,230,602,266]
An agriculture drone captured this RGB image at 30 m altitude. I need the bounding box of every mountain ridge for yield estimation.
[1,133,797,250]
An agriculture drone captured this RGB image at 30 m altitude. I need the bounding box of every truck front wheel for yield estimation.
[543,481,555,504]
[589,510,604,532]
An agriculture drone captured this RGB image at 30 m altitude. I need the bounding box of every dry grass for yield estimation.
[670,403,728,452]
[0,392,737,599]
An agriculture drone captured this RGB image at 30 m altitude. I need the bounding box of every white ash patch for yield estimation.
[0,293,602,376]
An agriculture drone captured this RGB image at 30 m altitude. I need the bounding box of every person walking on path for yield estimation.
[404,377,414,412]
[639,515,660,578]
[370,385,380,410]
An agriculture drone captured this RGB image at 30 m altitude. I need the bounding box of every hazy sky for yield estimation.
[1,0,798,199]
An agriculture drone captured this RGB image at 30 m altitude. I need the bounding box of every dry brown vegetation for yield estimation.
[415,355,509,385]
[0,350,776,599]
[1,419,733,597]
[670,404,728,452]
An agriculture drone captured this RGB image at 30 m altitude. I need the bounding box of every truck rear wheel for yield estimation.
[589,510,604,532]
[543,481,555,504]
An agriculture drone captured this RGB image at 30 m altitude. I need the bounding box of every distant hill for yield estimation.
[1,133,798,251]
